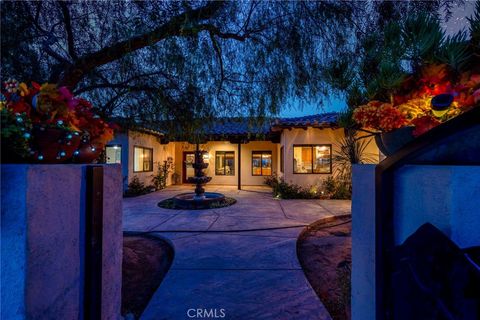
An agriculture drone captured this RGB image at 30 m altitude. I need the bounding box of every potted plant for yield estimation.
[352,64,479,156]
[1,79,115,163]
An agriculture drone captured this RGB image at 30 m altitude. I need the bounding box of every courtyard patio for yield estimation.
[123,185,351,319]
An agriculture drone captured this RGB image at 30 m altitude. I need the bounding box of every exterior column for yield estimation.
[237,142,241,190]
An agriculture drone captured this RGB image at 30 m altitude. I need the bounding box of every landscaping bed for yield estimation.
[297,216,352,320]
[122,234,174,319]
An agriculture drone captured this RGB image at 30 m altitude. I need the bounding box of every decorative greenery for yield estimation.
[265,173,354,200]
[124,176,154,197]
[151,158,175,190]
[352,63,479,136]
[0,109,31,162]
[333,133,377,194]
[321,177,351,200]
[0,79,115,163]
[266,174,319,200]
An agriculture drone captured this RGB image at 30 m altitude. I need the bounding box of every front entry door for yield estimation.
[183,152,196,183]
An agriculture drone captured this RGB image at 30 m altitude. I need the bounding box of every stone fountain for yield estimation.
[173,144,225,209]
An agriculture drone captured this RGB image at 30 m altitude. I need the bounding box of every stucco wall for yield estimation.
[175,140,278,186]
[281,128,379,187]
[127,130,175,187]
[393,165,480,248]
[351,164,480,320]
[1,164,122,320]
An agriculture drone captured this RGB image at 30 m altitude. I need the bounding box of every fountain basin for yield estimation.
[173,192,226,209]
[187,176,212,184]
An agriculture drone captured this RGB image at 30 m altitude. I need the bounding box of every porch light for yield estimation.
[431,93,453,118]
[203,153,210,160]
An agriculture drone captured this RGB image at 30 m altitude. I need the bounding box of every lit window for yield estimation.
[293,145,331,174]
[252,151,272,176]
[134,146,153,172]
[215,151,235,176]
[105,145,122,164]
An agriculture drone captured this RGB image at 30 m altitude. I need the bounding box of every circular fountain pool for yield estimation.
[158,193,236,210]
[174,192,225,209]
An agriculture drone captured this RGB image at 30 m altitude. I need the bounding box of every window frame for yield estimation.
[292,144,332,174]
[215,151,235,176]
[105,144,122,164]
[251,151,273,176]
[133,146,154,173]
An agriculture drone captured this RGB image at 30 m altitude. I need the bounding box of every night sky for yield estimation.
[279,1,476,118]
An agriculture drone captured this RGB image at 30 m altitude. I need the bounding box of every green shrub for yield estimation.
[151,158,174,190]
[1,109,31,163]
[322,176,337,195]
[263,173,279,187]
[265,175,352,200]
[321,177,351,200]
[266,175,318,199]
[124,176,153,197]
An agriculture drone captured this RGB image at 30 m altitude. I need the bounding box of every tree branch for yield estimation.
[209,32,224,93]
[74,70,179,95]
[58,1,78,60]
[196,24,251,41]
[74,82,159,94]
[57,1,225,88]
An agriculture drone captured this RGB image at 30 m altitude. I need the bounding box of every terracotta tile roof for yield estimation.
[271,112,339,128]
[112,112,339,138]
[205,117,271,135]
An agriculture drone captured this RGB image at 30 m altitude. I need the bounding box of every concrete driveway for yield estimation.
[123,185,351,320]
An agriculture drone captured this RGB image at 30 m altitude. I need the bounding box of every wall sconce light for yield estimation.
[203,153,210,160]
[431,93,453,118]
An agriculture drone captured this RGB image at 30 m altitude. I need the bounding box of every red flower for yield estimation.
[353,101,407,132]
[411,116,441,137]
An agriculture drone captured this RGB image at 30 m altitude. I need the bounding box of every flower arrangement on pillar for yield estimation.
[351,64,479,156]
[1,79,115,163]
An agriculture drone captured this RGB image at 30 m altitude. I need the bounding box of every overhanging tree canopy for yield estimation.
[1,0,461,136]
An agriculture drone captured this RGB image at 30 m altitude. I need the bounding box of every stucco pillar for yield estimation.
[237,143,241,190]
[1,164,123,320]
[351,164,376,320]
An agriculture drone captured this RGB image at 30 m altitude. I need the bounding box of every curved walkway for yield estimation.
[123,185,351,320]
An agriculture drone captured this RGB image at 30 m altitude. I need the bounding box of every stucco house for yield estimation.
[106,113,380,190]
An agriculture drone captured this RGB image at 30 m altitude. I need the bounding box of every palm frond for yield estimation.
[333,132,378,185]
[337,108,357,130]
[402,13,445,64]
[378,60,407,90]
[437,31,471,73]
[467,1,480,47]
